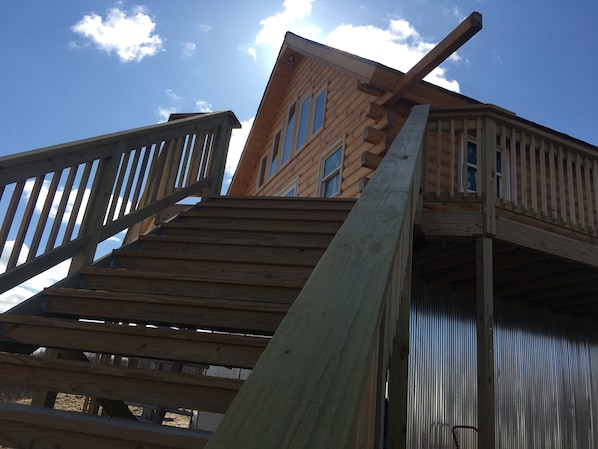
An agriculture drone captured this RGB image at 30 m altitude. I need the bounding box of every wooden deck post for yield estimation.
[476,235,495,448]
[387,262,413,449]
[482,117,497,235]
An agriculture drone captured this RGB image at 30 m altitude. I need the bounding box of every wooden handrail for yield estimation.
[0,111,240,303]
[206,105,429,449]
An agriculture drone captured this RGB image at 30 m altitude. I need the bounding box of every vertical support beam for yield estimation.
[476,236,495,449]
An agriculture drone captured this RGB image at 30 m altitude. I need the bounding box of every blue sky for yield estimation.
[1,0,597,310]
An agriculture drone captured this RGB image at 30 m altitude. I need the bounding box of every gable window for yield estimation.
[257,154,268,189]
[319,144,343,198]
[312,89,326,135]
[282,104,296,165]
[295,95,311,150]
[269,131,281,177]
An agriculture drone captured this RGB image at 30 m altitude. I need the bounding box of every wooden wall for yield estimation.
[233,56,413,199]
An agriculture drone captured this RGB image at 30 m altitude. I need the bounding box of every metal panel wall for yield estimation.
[407,284,598,449]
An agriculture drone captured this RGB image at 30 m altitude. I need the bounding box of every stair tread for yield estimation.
[41,288,288,333]
[1,314,268,368]
[0,352,241,414]
[79,266,307,289]
[0,401,210,449]
[133,238,326,266]
[160,219,343,233]
[43,288,290,312]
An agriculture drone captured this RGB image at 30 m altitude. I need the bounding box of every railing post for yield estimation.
[69,145,123,274]
[476,235,496,449]
[482,117,496,235]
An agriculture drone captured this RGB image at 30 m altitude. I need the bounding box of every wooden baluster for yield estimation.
[28,172,61,261]
[7,176,44,269]
[557,146,566,224]
[566,149,576,228]
[450,119,455,198]
[500,125,507,201]
[63,162,94,244]
[584,156,594,233]
[549,143,558,220]
[510,127,518,208]
[575,153,585,230]
[436,119,442,199]
[118,147,143,218]
[106,151,132,223]
[477,118,483,199]
[45,166,78,252]
[539,140,548,218]
[530,135,538,215]
[520,132,528,212]
[0,181,25,256]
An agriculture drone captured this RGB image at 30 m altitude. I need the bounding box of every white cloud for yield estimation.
[157,89,183,122]
[0,242,70,312]
[195,100,213,112]
[182,41,197,57]
[72,6,163,62]
[199,24,212,33]
[222,117,254,193]
[248,0,320,61]
[249,1,462,92]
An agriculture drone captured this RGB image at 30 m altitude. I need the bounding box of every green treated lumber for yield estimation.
[206,105,429,449]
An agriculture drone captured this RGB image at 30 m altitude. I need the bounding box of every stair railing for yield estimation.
[206,105,429,449]
[0,111,240,303]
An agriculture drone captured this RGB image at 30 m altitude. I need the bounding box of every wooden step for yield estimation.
[41,289,288,333]
[0,401,210,449]
[0,352,242,414]
[0,315,269,369]
[155,227,336,248]
[204,196,356,211]
[134,236,326,266]
[160,217,344,234]
[110,250,314,283]
[78,268,302,303]
[180,206,351,221]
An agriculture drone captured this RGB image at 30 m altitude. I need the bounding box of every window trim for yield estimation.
[269,130,282,178]
[281,179,299,197]
[257,153,269,189]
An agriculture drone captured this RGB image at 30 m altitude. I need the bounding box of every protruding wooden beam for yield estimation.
[363,126,394,144]
[383,12,482,106]
[365,102,389,120]
[361,151,384,170]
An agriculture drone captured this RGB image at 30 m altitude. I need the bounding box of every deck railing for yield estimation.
[206,105,429,449]
[425,105,598,235]
[0,111,240,302]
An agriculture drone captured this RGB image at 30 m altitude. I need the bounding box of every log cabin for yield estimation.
[1,11,598,449]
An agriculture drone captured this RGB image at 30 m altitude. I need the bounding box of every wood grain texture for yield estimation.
[206,105,429,449]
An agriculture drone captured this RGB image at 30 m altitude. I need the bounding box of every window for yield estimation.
[257,154,268,188]
[282,104,296,165]
[466,140,478,192]
[312,89,326,134]
[295,95,311,150]
[465,139,509,198]
[269,131,281,177]
[281,181,298,197]
[319,145,343,197]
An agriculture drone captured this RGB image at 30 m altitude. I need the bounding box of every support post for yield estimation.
[482,117,497,235]
[476,235,495,449]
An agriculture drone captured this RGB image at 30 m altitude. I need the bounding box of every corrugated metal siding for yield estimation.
[407,284,598,449]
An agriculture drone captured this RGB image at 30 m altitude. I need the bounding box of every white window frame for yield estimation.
[281,179,299,197]
[317,139,344,198]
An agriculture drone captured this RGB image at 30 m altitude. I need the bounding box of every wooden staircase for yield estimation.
[0,196,355,449]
